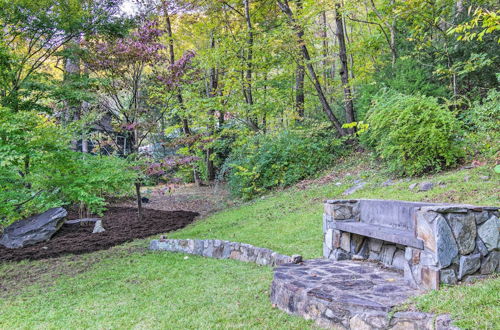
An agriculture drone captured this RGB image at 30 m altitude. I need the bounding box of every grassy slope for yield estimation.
[0,156,498,329]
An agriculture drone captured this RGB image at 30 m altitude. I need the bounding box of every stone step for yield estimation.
[270,259,454,329]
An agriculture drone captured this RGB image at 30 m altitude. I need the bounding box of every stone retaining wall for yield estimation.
[324,200,499,289]
[150,238,300,266]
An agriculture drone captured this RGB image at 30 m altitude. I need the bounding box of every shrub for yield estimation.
[461,89,500,157]
[362,91,464,176]
[225,127,344,199]
[0,108,135,227]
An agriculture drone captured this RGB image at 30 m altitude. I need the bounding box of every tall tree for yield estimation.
[277,0,346,136]
[294,0,305,121]
[335,3,355,127]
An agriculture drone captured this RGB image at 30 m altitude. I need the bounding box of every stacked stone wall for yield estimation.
[150,238,300,266]
[323,199,499,289]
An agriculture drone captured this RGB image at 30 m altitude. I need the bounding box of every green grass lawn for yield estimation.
[0,156,499,329]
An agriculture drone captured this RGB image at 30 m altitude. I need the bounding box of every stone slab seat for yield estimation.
[331,221,424,249]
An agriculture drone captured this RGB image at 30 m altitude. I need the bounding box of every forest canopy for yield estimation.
[0,0,499,224]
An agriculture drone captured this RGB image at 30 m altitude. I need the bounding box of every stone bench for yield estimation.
[323,199,499,289]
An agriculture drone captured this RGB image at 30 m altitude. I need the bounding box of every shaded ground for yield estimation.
[118,183,233,217]
[0,207,198,263]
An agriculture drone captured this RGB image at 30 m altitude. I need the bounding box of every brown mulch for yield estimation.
[0,207,198,263]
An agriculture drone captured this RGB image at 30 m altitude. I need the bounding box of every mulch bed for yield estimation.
[0,207,198,263]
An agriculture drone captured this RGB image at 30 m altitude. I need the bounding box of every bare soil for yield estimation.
[0,207,198,263]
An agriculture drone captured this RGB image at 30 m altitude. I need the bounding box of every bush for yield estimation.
[461,89,500,157]
[0,108,135,227]
[225,127,344,199]
[362,91,464,176]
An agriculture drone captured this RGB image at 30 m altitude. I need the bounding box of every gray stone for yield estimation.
[350,234,365,254]
[477,216,499,251]
[380,245,396,266]
[447,213,476,255]
[480,251,499,275]
[325,204,354,220]
[369,239,383,253]
[92,220,105,234]
[0,207,67,248]
[435,314,458,330]
[480,175,490,181]
[340,232,350,251]
[463,275,488,283]
[440,269,457,285]
[409,183,418,190]
[333,249,351,260]
[369,251,380,261]
[458,253,481,280]
[392,250,406,270]
[435,217,459,268]
[419,182,434,192]
[342,181,366,196]
[382,179,394,187]
[323,243,332,259]
[291,255,303,264]
[65,218,100,225]
[324,229,334,250]
[149,240,159,250]
[475,237,489,257]
[474,211,489,225]
[355,239,370,259]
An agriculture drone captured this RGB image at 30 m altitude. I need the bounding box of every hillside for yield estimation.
[0,155,498,329]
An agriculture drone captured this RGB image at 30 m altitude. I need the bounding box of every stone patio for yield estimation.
[271,259,456,329]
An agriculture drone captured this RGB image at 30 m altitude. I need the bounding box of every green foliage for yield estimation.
[0,107,135,227]
[225,126,344,199]
[461,88,500,157]
[362,91,464,176]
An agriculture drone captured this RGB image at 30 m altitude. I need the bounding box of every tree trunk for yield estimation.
[164,6,192,136]
[277,0,345,136]
[135,181,142,221]
[243,0,259,130]
[335,4,355,129]
[294,0,305,122]
[206,32,217,182]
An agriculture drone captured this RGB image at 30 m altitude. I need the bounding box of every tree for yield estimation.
[277,0,346,136]
[84,20,195,219]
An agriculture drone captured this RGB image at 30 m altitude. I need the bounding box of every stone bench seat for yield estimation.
[324,199,499,290]
[331,221,424,249]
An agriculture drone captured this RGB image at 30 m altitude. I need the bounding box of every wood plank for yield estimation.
[331,221,424,249]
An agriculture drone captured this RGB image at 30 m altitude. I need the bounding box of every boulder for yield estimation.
[435,217,459,268]
[418,182,434,192]
[92,220,106,234]
[480,251,499,275]
[477,216,499,251]
[342,181,366,196]
[440,269,457,285]
[0,207,67,248]
[447,213,476,255]
[458,254,481,280]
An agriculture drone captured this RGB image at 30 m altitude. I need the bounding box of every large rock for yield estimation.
[440,269,457,285]
[435,217,459,268]
[480,251,499,275]
[342,181,366,196]
[0,207,67,248]
[458,254,481,280]
[447,213,476,255]
[477,216,499,251]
